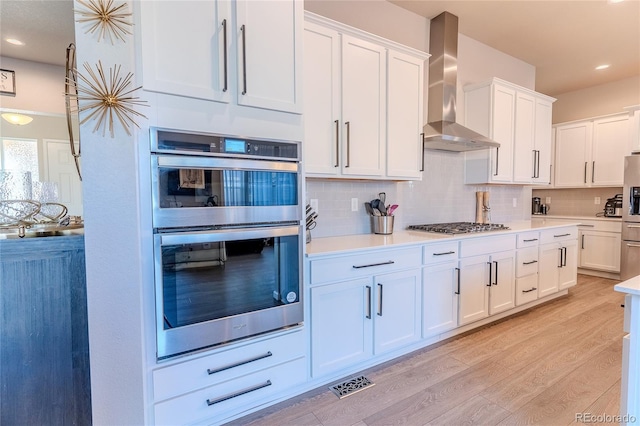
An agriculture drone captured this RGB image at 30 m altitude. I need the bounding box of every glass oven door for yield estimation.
[152,155,301,229]
[154,224,303,359]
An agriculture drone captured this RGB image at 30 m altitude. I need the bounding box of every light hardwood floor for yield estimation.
[229,275,625,426]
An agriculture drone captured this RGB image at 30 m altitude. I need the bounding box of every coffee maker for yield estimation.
[532,197,542,215]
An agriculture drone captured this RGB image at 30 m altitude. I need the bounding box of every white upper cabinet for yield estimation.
[386,49,425,179]
[464,78,556,185]
[554,113,629,187]
[341,35,387,177]
[626,105,640,153]
[139,0,302,115]
[303,12,427,180]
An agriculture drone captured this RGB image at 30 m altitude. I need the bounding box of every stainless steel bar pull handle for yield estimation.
[377,283,383,316]
[207,351,272,375]
[532,150,537,178]
[334,120,340,167]
[222,19,228,92]
[523,260,538,265]
[493,260,498,285]
[554,233,571,238]
[352,260,394,269]
[433,251,455,256]
[206,380,272,406]
[420,133,425,172]
[522,287,537,293]
[627,243,640,248]
[455,267,460,295]
[584,162,587,183]
[523,238,538,242]
[345,121,351,167]
[366,286,372,319]
[240,24,247,95]
[487,262,493,286]
[494,147,499,176]
[581,234,585,249]
[591,161,595,183]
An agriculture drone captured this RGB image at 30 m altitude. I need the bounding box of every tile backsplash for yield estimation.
[306,150,533,238]
[532,187,623,217]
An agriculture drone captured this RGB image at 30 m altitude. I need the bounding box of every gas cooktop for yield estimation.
[407,222,510,234]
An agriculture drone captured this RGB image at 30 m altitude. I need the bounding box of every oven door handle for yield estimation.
[155,154,299,173]
[159,225,300,246]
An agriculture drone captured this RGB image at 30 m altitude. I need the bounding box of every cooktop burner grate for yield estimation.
[407,222,510,234]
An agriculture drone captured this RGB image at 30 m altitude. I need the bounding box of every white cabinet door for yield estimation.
[559,240,578,290]
[512,92,536,183]
[459,255,490,326]
[303,23,341,176]
[386,49,424,179]
[489,250,516,315]
[140,0,232,103]
[533,98,553,185]
[591,114,629,186]
[310,278,373,377]
[235,0,302,113]
[341,35,386,177]
[373,269,421,354]
[538,243,561,297]
[490,84,516,182]
[140,0,301,114]
[423,261,459,337]
[579,230,622,272]
[554,121,592,187]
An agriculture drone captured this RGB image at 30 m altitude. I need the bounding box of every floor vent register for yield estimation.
[329,375,375,399]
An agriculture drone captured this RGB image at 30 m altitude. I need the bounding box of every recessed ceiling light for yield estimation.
[609,0,624,4]
[595,64,610,70]
[5,38,25,46]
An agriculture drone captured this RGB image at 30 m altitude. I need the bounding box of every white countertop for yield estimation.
[306,219,580,257]
[532,214,622,222]
[615,276,640,296]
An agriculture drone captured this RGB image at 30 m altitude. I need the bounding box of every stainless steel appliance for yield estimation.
[604,194,623,217]
[151,128,303,359]
[532,197,542,215]
[407,222,509,234]
[621,155,640,280]
[422,12,500,152]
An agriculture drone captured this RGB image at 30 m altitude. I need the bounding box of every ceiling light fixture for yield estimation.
[595,64,610,70]
[5,38,25,46]
[608,0,624,4]
[1,113,34,126]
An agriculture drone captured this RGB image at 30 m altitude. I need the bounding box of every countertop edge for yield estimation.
[614,276,640,296]
[305,220,580,258]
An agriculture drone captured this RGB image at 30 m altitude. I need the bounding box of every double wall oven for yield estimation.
[150,128,303,359]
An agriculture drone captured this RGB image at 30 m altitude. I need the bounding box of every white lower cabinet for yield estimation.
[152,330,306,425]
[309,248,422,377]
[538,227,578,297]
[423,260,459,337]
[578,220,622,273]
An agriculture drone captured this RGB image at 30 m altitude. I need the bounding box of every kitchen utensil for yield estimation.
[379,192,386,206]
[387,204,398,216]
[372,208,382,216]
[378,202,387,215]
[364,202,374,216]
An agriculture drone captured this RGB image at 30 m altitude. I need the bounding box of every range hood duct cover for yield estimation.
[423,12,499,152]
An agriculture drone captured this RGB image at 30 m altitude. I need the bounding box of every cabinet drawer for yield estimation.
[309,247,421,284]
[423,241,459,265]
[517,231,540,248]
[460,234,516,257]
[516,274,539,306]
[154,357,306,426]
[516,247,539,277]
[578,220,621,233]
[539,227,578,244]
[153,330,304,402]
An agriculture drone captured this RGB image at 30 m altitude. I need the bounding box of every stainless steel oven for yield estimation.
[150,128,303,359]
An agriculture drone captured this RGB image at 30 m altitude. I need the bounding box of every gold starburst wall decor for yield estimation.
[75,0,133,44]
[66,61,147,138]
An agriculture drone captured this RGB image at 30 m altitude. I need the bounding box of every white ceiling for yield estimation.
[0,0,638,97]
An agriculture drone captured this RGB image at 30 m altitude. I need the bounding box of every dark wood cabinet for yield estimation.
[0,235,91,425]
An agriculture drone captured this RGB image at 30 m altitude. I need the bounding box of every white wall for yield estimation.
[0,57,66,115]
[304,1,536,238]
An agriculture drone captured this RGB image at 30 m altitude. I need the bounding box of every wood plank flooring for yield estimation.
[228,275,625,426]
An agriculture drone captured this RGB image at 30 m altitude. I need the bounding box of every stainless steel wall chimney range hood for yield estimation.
[423,12,500,152]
